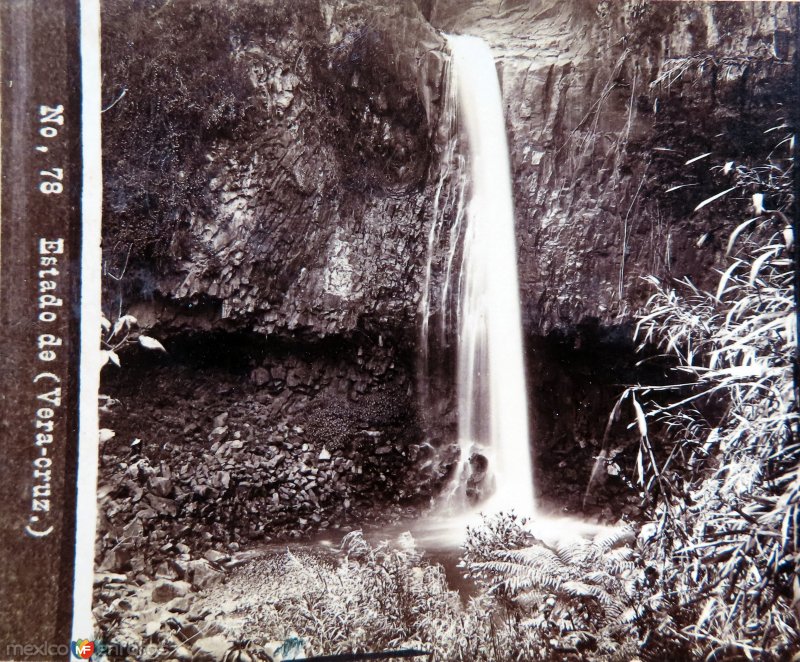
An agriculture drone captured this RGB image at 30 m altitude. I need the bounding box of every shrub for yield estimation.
[216,531,466,657]
[461,514,646,660]
[212,524,647,661]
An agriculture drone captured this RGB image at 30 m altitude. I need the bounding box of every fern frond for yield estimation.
[496,544,566,566]
[561,581,621,614]
[471,559,564,593]
[594,525,636,551]
[617,604,647,625]
[514,590,551,609]
[554,539,601,567]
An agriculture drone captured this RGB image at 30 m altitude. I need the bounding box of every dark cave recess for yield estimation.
[100,319,675,538]
[527,319,677,519]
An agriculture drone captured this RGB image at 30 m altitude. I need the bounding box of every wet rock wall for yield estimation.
[434,0,796,332]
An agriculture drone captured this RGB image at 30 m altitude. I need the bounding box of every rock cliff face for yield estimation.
[432,0,795,332]
[100,0,451,557]
[99,0,796,537]
[103,0,795,337]
[103,0,446,340]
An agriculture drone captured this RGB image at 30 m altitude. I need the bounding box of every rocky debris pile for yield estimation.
[96,336,443,576]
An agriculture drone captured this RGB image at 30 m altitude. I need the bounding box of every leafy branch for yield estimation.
[100,313,165,369]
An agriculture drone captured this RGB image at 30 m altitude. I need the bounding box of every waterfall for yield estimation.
[421,34,535,518]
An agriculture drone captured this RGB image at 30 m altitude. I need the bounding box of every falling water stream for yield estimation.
[250,35,606,585]
[412,34,610,551]
[421,34,535,522]
[448,34,535,517]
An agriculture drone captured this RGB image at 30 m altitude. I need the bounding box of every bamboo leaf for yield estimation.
[636,448,644,486]
[694,186,737,212]
[752,192,765,215]
[697,598,716,628]
[726,217,758,255]
[666,183,697,193]
[749,247,780,286]
[685,152,712,165]
[716,260,742,299]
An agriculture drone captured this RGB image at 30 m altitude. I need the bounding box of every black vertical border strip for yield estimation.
[0,2,35,649]
[0,1,82,657]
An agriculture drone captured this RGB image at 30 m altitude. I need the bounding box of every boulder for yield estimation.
[149,476,174,497]
[94,571,127,585]
[204,549,230,565]
[151,579,191,603]
[166,596,191,614]
[170,646,193,662]
[188,560,223,590]
[192,635,231,662]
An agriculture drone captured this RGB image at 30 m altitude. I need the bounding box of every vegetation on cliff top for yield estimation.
[101,0,315,262]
